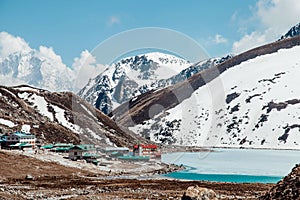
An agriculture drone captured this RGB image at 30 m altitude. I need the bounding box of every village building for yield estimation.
[6,132,36,149]
[117,155,150,162]
[49,143,74,153]
[82,153,100,165]
[68,144,96,160]
[104,147,130,156]
[133,144,161,159]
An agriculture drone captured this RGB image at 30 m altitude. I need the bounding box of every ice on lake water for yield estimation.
[162,148,300,182]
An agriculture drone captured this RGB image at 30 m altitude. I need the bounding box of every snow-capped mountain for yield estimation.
[112,35,300,149]
[0,50,75,92]
[78,52,191,114]
[78,52,232,114]
[0,85,144,147]
[279,22,300,40]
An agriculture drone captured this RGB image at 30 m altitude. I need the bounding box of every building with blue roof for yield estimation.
[6,131,36,148]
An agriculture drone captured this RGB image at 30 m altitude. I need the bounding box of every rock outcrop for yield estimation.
[182,185,217,200]
[260,164,300,200]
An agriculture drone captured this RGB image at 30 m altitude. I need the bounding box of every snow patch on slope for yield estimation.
[52,105,81,134]
[18,92,54,121]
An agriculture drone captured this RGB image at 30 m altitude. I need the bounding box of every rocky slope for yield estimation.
[78,52,232,114]
[112,35,300,149]
[260,164,300,200]
[0,85,145,147]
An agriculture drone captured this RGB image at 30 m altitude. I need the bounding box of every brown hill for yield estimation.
[0,85,145,147]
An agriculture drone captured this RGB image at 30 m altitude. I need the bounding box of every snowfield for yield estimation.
[130,45,300,149]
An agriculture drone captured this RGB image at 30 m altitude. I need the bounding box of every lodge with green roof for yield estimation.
[3,132,36,149]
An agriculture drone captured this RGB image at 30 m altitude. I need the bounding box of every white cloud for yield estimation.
[38,46,66,67]
[72,50,106,89]
[232,0,300,54]
[213,34,228,44]
[107,16,120,26]
[256,0,300,34]
[0,32,31,58]
[232,31,269,54]
[0,32,77,91]
[0,32,106,92]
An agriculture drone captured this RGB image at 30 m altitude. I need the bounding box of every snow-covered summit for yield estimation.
[78,51,232,115]
[78,52,192,114]
[0,50,75,92]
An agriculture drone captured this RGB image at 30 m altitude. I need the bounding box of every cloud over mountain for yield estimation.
[0,32,103,92]
[232,0,300,54]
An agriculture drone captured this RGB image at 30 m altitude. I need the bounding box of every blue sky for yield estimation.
[0,0,300,66]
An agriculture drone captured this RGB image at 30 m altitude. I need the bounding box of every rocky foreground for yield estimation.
[260,164,300,200]
[0,150,275,200]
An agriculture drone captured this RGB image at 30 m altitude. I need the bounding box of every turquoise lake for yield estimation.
[161,148,300,183]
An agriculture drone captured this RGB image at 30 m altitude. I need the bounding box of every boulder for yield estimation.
[182,185,217,200]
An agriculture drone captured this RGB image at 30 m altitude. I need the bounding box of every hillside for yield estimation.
[111,35,300,149]
[0,85,145,147]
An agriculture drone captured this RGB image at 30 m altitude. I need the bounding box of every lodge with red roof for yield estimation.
[133,143,161,159]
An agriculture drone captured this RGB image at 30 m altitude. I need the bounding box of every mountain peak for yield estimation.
[78,51,232,115]
[279,22,300,41]
[78,52,193,114]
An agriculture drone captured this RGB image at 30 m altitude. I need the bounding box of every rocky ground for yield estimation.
[260,164,300,200]
[0,150,275,200]
[1,177,273,200]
